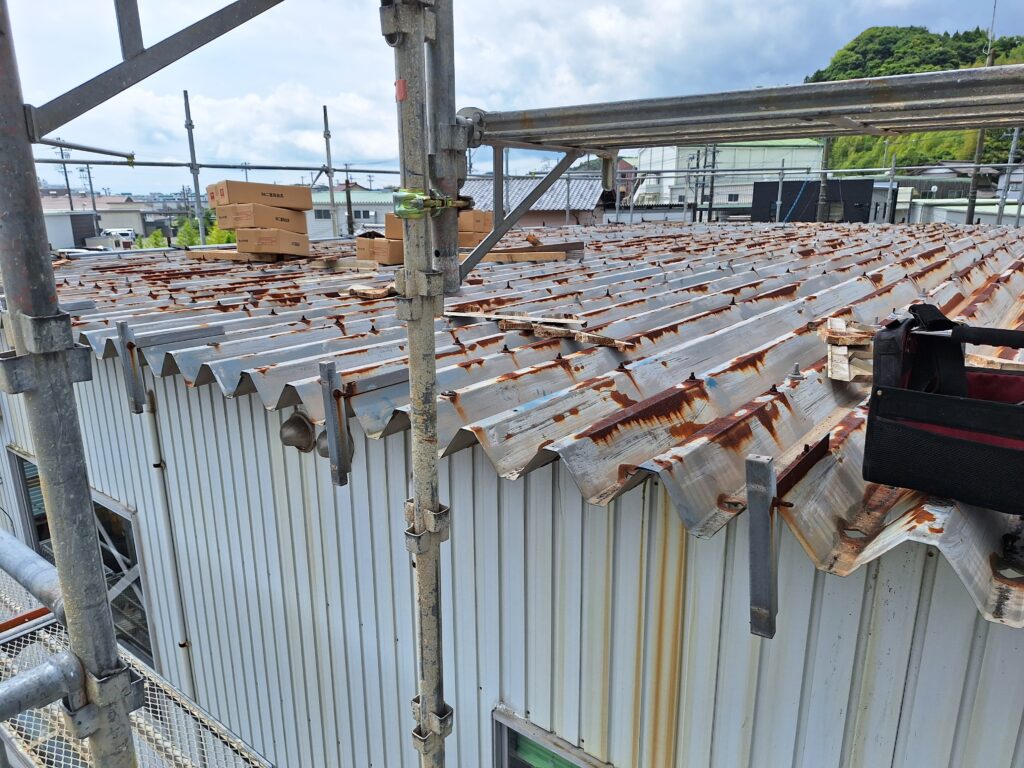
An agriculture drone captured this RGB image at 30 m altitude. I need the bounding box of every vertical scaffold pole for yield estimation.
[426,0,462,294]
[0,4,139,765]
[323,106,340,238]
[997,127,1020,225]
[183,90,206,244]
[775,159,785,223]
[381,2,452,766]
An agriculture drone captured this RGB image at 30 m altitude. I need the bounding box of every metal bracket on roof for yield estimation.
[747,434,831,639]
[747,454,779,639]
[114,321,226,414]
[319,361,352,487]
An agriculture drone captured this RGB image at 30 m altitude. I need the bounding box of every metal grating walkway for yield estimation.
[0,570,271,768]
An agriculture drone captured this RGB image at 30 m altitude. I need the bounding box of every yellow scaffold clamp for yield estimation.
[392,188,469,219]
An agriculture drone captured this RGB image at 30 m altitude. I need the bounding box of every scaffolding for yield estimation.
[368,5,1024,762]
[3,2,1024,767]
[0,1,283,765]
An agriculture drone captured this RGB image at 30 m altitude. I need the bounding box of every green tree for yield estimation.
[175,217,200,247]
[136,228,167,249]
[206,222,236,245]
[808,27,1024,168]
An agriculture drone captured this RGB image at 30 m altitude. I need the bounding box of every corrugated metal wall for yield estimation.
[0,364,1022,767]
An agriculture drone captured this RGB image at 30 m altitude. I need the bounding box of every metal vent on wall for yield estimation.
[0,571,271,768]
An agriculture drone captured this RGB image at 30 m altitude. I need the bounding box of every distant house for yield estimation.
[307,188,393,237]
[460,175,605,227]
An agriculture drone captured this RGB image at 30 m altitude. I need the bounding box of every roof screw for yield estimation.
[788,363,805,381]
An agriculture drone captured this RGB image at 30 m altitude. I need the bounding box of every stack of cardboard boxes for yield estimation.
[359,208,495,266]
[207,181,313,259]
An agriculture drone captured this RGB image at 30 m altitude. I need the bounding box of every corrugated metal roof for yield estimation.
[461,176,604,212]
[37,221,1024,627]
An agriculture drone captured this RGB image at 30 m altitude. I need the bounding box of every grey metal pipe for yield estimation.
[0,651,83,723]
[426,0,461,295]
[815,138,830,222]
[997,127,1020,225]
[492,145,504,225]
[775,160,785,223]
[382,1,448,765]
[887,156,898,224]
[182,90,206,244]
[565,176,571,226]
[0,4,137,764]
[1016,173,1024,227]
[0,530,64,624]
[966,49,997,225]
[323,106,340,238]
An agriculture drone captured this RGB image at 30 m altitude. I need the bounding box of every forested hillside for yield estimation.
[807,27,1024,168]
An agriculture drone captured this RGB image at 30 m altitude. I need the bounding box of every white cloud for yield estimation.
[14,0,1023,191]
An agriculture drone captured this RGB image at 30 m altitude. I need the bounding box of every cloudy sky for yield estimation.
[13,0,1023,193]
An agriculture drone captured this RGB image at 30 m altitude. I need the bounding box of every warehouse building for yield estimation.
[0,222,1021,767]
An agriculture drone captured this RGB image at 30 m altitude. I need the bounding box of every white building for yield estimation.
[634,140,824,214]
[0,224,1022,767]
[307,188,393,237]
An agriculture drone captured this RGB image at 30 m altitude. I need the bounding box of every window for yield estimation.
[727,193,740,202]
[314,209,331,220]
[12,454,153,664]
[494,710,604,768]
[701,194,710,203]
[353,210,364,219]
[353,210,374,220]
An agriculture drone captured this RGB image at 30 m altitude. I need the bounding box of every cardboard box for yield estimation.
[356,234,381,261]
[458,209,476,233]
[458,230,485,248]
[384,213,404,240]
[473,210,494,234]
[216,203,308,234]
[373,238,405,266]
[211,180,313,211]
[236,228,310,257]
[206,184,218,210]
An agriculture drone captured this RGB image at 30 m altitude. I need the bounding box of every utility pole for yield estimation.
[54,141,74,210]
[887,155,898,224]
[381,2,452,765]
[368,173,375,190]
[182,90,206,244]
[323,106,340,237]
[565,176,571,226]
[966,47,997,224]
[815,137,831,222]
[0,4,139,764]
[343,163,355,235]
[997,127,1020,225]
[78,165,99,237]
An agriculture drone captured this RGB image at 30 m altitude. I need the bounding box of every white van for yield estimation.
[102,228,136,247]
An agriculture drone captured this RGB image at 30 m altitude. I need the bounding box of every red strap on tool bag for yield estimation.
[863,304,1024,515]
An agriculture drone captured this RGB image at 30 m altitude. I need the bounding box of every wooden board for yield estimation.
[185,249,284,264]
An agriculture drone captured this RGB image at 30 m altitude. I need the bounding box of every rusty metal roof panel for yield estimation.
[36,223,1024,627]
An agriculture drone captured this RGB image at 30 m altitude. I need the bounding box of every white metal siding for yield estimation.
[1,367,1022,767]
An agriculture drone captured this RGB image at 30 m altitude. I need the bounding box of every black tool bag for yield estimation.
[863,304,1024,515]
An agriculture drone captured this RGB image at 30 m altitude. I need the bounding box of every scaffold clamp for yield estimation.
[392,188,468,220]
